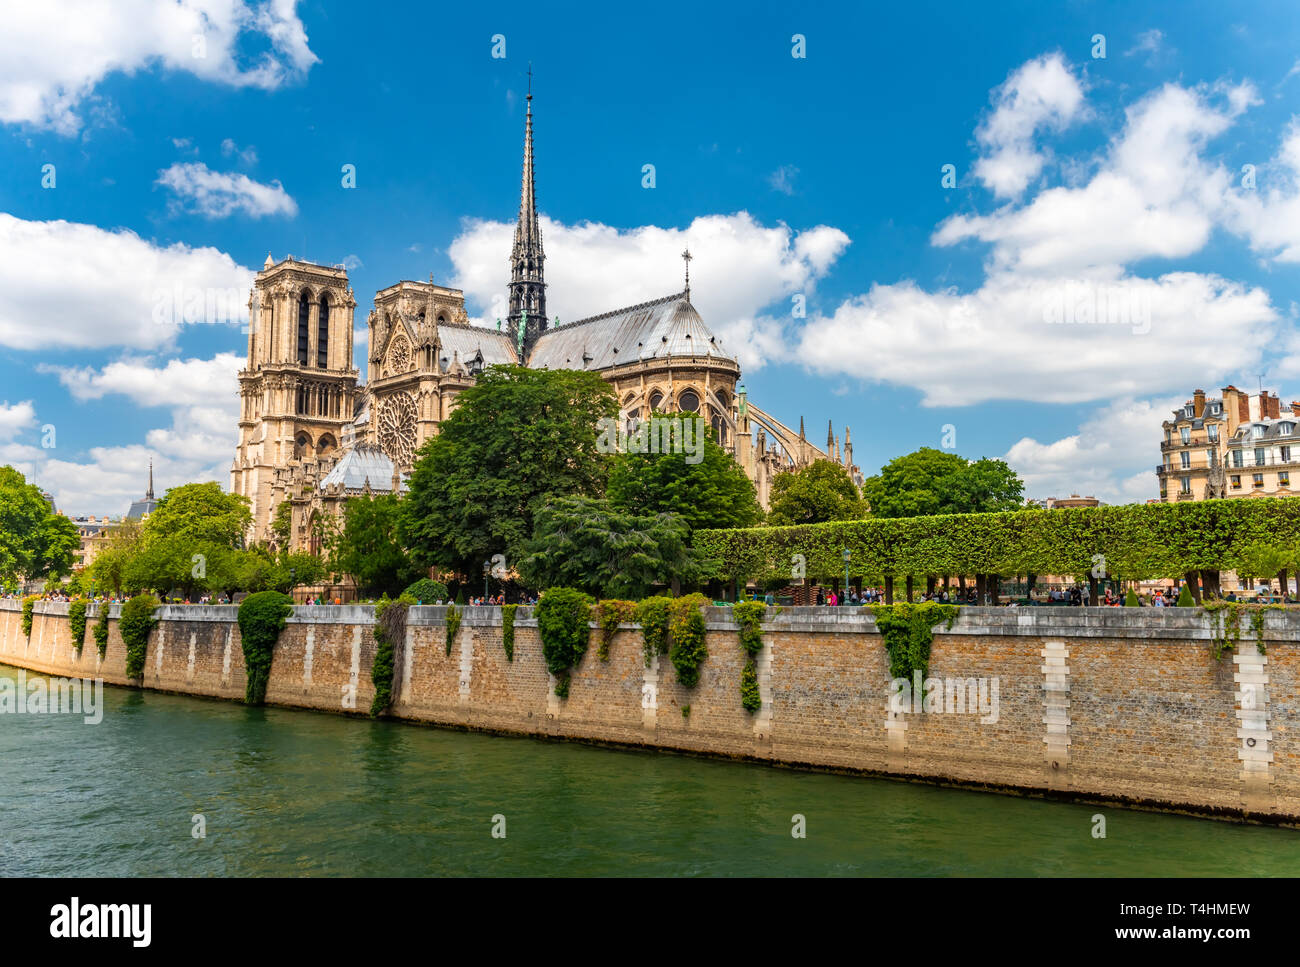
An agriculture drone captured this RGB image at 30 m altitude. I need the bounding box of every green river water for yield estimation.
[2,665,1298,877]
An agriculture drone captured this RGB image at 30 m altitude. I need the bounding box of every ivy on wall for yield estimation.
[870,603,959,684]
[92,607,109,660]
[120,594,160,681]
[733,600,769,713]
[595,599,637,662]
[668,593,710,688]
[1203,601,1282,659]
[20,595,37,638]
[68,598,89,655]
[371,593,413,717]
[236,591,292,704]
[501,604,518,662]
[636,596,672,669]
[536,587,594,698]
[444,601,461,657]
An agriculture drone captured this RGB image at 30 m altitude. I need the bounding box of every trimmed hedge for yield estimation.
[403,578,448,604]
[695,498,1300,584]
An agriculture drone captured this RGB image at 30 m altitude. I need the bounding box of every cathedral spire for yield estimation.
[508,65,546,359]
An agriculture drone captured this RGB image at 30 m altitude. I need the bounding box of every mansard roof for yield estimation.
[526,292,733,371]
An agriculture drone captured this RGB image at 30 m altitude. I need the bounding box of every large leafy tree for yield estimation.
[517,496,695,598]
[767,459,867,526]
[400,365,617,577]
[861,448,1024,518]
[335,493,424,597]
[606,421,761,533]
[0,465,79,586]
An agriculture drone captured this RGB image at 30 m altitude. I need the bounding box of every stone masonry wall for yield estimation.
[1,600,1295,822]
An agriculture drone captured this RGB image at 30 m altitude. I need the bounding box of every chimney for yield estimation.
[1193,389,1206,418]
[1266,392,1281,420]
[1291,401,1300,418]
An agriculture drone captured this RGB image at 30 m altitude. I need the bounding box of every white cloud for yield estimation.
[795,271,1276,406]
[448,212,850,371]
[972,53,1087,199]
[157,162,297,218]
[0,400,37,440]
[1223,118,1300,263]
[8,356,240,515]
[0,0,318,134]
[0,212,254,350]
[1005,396,1182,504]
[220,137,258,165]
[768,164,799,195]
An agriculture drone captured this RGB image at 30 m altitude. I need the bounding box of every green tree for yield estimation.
[334,494,422,597]
[766,459,867,525]
[0,465,79,585]
[607,422,761,533]
[861,448,1024,518]
[270,500,293,547]
[517,495,695,598]
[144,482,252,546]
[400,365,617,578]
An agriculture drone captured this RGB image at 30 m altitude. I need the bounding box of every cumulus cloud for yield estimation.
[0,213,254,350]
[1223,118,1300,263]
[447,212,850,371]
[0,0,318,134]
[9,355,240,515]
[1005,396,1183,504]
[157,162,297,218]
[0,400,37,440]
[972,53,1087,199]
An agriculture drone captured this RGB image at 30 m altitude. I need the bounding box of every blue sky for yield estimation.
[3,0,1300,515]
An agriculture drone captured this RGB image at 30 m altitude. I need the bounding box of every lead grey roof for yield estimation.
[319,445,406,493]
[437,324,518,372]
[526,292,732,371]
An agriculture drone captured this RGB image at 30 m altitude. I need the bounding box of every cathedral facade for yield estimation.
[231,90,861,552]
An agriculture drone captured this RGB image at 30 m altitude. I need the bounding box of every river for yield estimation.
[2,665,1296,876]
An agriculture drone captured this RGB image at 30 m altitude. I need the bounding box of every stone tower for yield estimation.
[231,255,359,543]
[507,78,547,360]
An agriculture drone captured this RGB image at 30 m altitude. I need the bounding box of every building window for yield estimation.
[678,390,700,412]
[1253,473,1264,488]
[1231,475,1241,489]
[1282,422,1295,435]
[317,295,329,368]
[648,391,663,411]
[1253,424,1265,439]
[1179,451,1190,469]
[1180,476,1191,494]
[1282,445,1292,462]
[1206,449,1216,467]
[1255,447,1267,466]
[1281,472,1291,487]
[1180,426,1191,444]
[297,292,310,365]
[1232,449,1243,468]
[1207,424,1219,442]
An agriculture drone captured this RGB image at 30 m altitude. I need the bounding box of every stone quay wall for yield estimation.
[1,599,1295,823]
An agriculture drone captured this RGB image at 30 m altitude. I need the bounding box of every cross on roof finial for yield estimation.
[527,63,533,100]
[682,248,692,299]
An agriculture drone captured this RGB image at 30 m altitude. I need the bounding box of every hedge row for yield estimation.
[694,499,1300,583]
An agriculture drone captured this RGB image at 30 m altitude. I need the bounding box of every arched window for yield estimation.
[297,292,310,365]
[648,391,664,412]
[318,295,329,367]
[678,389,700,413]
[295,433,311,458]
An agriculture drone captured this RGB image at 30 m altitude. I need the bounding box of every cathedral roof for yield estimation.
[436,323,518,371]
[526,292,733,371]
[318,445,406,493]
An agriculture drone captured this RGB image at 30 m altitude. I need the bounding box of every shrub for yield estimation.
[403,578,448,604]
[120,594,161,680]
[595,599,637,662]
[536,587,594,697]
[1176,585,1194,607]
[502,603,518,661]
[69,598,89,654]
[20,595,37,638]
[237,591,292,704]
[1124,589,1139,607]
[445,601,461,656]
[668,593,710,688]
[371,593,414,717]
[92,607,110,660]
[635,596,673,668]
[733,600,768,711]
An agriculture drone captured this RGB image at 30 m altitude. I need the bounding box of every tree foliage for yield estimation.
[861,448,1024,518]
[767,460,867,526]
[517,496,695,598]
[400,365,617,579]
[237,591,292,704]
[0,465,79,585]
[329,494,421,598]
[535,586,594,697]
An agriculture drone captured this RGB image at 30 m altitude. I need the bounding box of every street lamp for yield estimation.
[842,548,851,605]
[483,559,491,601]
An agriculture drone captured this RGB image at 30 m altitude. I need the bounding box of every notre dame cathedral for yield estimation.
[231,89,862,551]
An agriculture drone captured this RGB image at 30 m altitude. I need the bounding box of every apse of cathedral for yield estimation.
[231,88,862,551]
